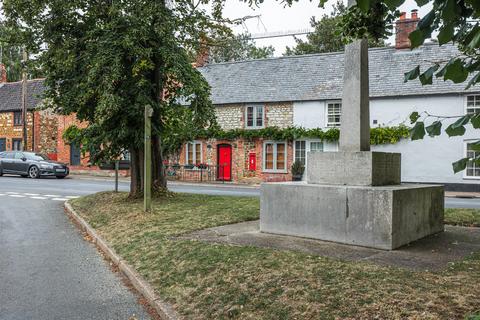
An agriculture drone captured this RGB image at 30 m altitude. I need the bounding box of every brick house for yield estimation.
[174,11,480,190]
[0,70,89,169]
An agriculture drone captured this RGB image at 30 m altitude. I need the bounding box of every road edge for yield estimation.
[64,201,179,320]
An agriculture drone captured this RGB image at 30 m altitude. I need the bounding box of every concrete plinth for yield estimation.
[307,151,401,186]
[260,182,444,250]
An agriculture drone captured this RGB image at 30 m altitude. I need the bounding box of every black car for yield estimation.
[0,151,69,179]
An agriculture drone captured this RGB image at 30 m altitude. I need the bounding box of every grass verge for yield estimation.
[445,208,480,227]
[71,192,480,319]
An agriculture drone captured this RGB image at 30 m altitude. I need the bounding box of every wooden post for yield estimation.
[114,160,119,193]
[144,105,153,212]
[22,48,28,151]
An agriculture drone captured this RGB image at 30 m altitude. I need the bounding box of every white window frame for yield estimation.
[185,141,202,166]
[263,141,287,173]
[245,104,264,129]
[326,101,342,128]
[463,140,480,179]
[465,95,480,115]
[294,139,323,168]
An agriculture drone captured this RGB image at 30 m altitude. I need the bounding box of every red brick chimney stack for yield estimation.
[395,10,420,50]
[193,36,210,68]
[0,64,6,83]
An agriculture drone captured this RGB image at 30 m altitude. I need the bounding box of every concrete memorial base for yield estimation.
[260,182,444,250]
[307,151,401,186]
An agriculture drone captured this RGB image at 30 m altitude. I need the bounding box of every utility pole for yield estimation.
[144,105,153,212]
[21,47,28,151]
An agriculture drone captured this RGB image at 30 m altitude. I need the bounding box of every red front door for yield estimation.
[217,144,232,181]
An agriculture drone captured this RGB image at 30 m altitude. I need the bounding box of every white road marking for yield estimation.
[24,193,40,196]
[52,198,68,201]
[8,195,25,198]
[44,195,61,197]
[0,194,5,196]
[65,196,80,199]
[30,196,47,200]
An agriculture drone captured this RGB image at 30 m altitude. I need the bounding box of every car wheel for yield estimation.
[28,166,40,179]
[56,176,66,179]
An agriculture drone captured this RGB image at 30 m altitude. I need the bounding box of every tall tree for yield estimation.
[285,1,384,56]
[209,33,274,63]
[0,23,42,82]
[1,0,228,196]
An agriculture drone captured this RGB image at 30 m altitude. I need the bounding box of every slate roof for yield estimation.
[0,79,46,112]
[198,43,480,105]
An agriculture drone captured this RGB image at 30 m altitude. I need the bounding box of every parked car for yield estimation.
[0,151,69,179]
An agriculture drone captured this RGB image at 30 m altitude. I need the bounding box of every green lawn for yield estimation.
[445,208,480,227]
[71,192,480,319]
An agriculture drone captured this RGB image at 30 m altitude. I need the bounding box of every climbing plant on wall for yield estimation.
[192,125,410,145]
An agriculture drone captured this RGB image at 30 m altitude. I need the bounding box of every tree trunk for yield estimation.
[152,135,167,192]
[129,147,144,198]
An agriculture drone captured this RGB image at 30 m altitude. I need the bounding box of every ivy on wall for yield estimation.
[196,125,410,145]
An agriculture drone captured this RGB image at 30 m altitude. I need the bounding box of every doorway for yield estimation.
[70,143,81,166]
[217,144,232,181]
[0,138,5,152]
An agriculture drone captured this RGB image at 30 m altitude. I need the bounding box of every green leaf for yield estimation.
[466,73,480,90]
[452,115,471,128]
[409,29,425,48]
[444,59,469,83]
[445,123,466,137]
[466,0,480,12]
[384,0,405,10]
[404,66,420,82]
[467,28,480,50]
[442,0,459,22]
[438,24,454,45]
[410,121,425,140]
[415,0,430,6]
[452,157,469,174]
[425,121,442,137]
[417,10,435,30]
[420,64,440,85]
[409,111,421,124]
[357,0,371,12]
[469,140,480,151]
[471,113,480,129]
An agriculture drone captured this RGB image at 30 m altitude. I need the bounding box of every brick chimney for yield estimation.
[0,64,6,83]
[395,10,420,49]
[193,37,210,68]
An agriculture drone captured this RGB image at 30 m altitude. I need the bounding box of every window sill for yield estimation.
[463,176,480,180]
[245,126,265,130]
[262,170,288,174]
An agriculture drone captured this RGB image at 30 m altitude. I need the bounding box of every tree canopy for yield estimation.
[1,0,229,196]
[209,33,275,63]
[285,1,384,56]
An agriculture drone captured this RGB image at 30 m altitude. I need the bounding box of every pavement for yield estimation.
[181,220,480,271]
[0,176,152,320]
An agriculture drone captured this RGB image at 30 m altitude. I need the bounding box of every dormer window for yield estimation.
[245,105,264,129]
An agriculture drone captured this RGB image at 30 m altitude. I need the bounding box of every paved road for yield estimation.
[1,175,479,320]
[0,176,152,320]
[1,175,480,207]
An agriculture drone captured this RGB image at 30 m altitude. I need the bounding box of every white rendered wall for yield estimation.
[293,95,480,185]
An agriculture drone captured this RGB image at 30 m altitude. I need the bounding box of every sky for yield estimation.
[220,0,433,55]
